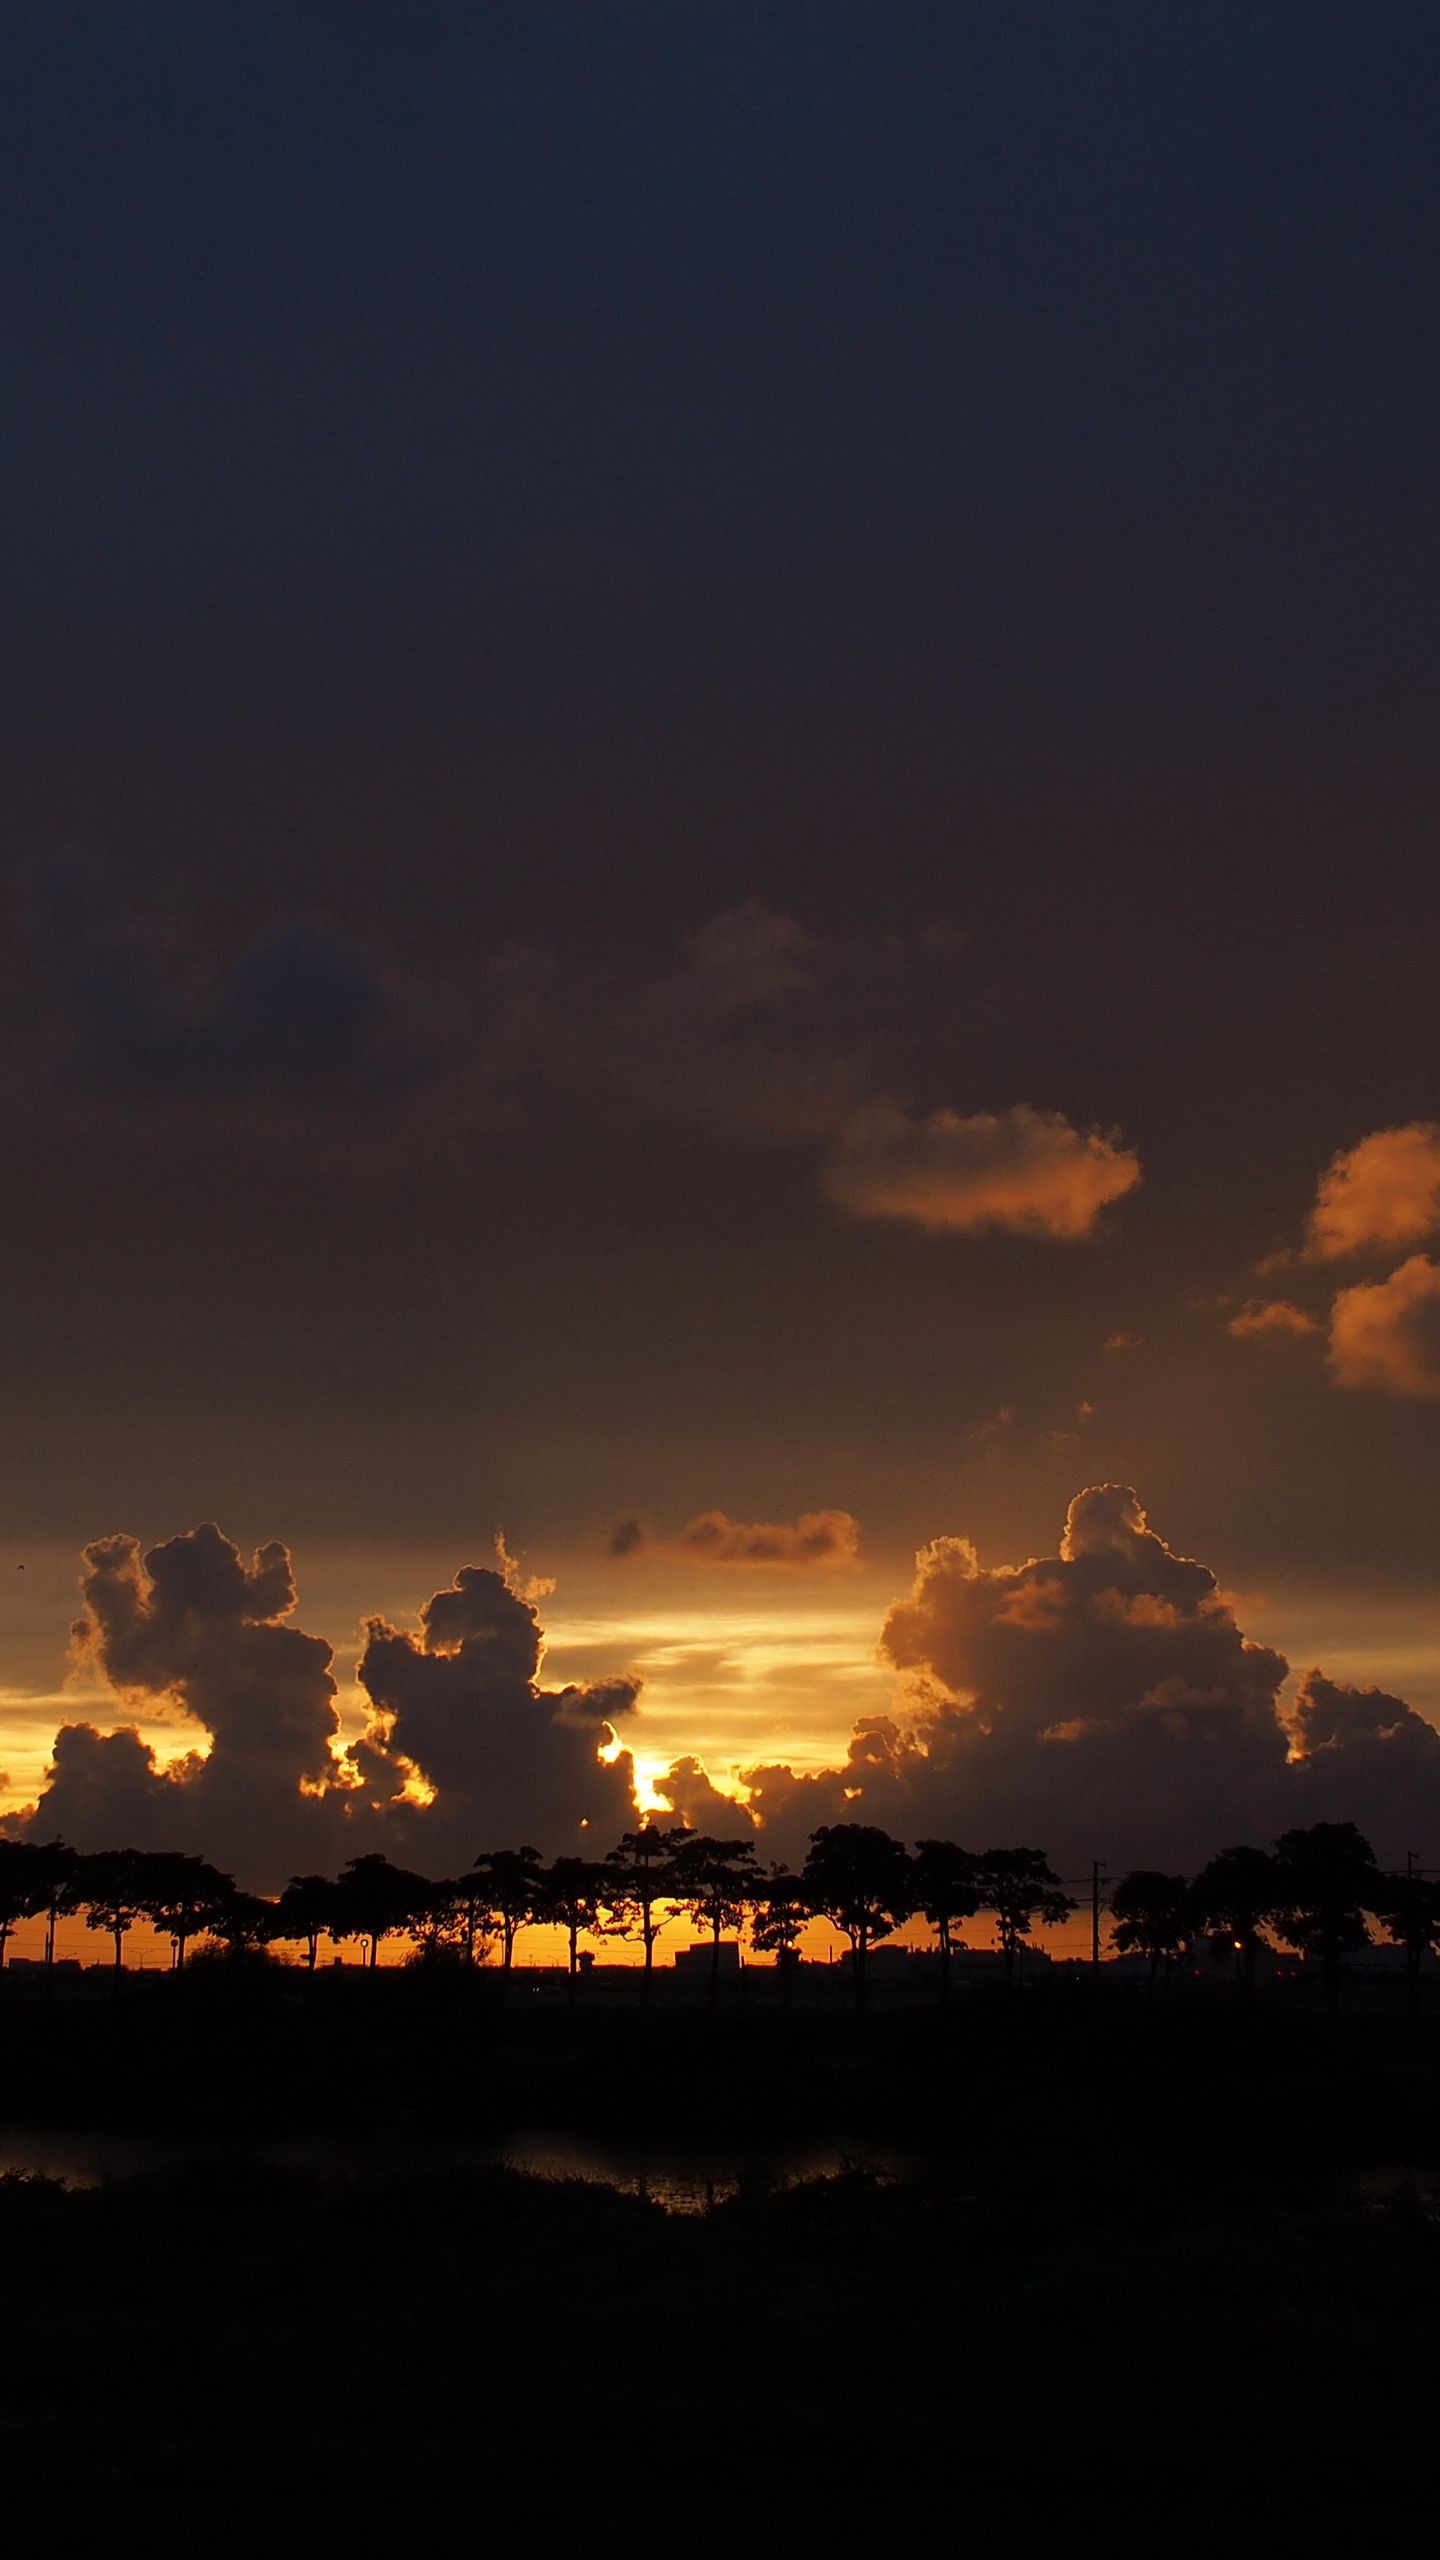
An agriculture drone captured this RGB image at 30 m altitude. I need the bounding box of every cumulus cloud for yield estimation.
[1284,1671,1440,1839]
[19,1525,345,1878]
[14,1496,1438,1896]
[353,1558,639,1864]
[10,1527,641,1883]
[1227,1298,1320,1340]
[1306,1123,1440,1261]
[745,1486,1440,1872]
[650,1754,757,1833]
[607,1509,861,1571]
[1327,1255,1440,1400]
[820,1104,1140,1239]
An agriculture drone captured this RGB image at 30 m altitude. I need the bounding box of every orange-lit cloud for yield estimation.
[1227,1297,1320,1339]
[746,1485,1293,1868]
[745,1484,1440,1871]
[607,1508,861,1570]
[821,1103,1140,1238]
[9,1489,1440,1892]
[8,1530,642,1882]
[353,1559,639,1861]
[13,1525,344,1878]
[1328,1254,1440,1399]
[1306,1121,1440,1260]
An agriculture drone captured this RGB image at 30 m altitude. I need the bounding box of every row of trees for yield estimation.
[1,1818,1431,2006]
[0,1824,1072,1999]
[1110,1821,1440,2010]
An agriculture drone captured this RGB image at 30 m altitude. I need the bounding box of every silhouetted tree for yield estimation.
[1110,1869,1191,1983]
[68,1848,156,1973]
[1189,1844,1279,1996]
[604,1825,695,2002]
[749,1866,809,2000]
[670,1834,759,1997]
[202,1888,274,1957]
[330,1854,429,1969]
[0,1839,53,1969]
[1272,1821,1379,2012]
[802,1825,913,2005]
[411,1877,476,1957]
[537,1855,607,2000]
[1370,1870,1440,2017]
[971,1847,1073,1984]
[141,1853,236,1968]
[911,1839,981,1996]
[269,1873,337,1969]
[471,1846,545,1989]
[30,1839,77,1976]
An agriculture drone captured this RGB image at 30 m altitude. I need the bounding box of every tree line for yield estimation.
[0,1817,1433,2006]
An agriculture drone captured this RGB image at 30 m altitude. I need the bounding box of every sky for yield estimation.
[2,2,1438,1895]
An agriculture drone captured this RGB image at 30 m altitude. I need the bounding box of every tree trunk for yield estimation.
[710,1908,721,2001]
[368,1933,379,1970]
[938,1921,951,2000]
[112,1924,123,1974]
[852,1930,867,2010]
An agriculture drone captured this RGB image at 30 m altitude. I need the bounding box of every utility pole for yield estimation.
[1091,1861,1105,1972]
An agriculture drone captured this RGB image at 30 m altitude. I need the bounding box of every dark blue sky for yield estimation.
[2,2,1438,1613]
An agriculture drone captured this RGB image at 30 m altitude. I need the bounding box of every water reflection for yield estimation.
[0,2124,916,2213]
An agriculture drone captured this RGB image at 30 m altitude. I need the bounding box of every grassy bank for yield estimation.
[3,2148,1438,2556]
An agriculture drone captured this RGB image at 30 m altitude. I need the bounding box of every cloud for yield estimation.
[10,1528,641,1883]
[650,1754,757,1833]
[544,907,1139,1247]
[16,853,415,1106]
[745,1486,1440,1872]
[353,1558,639,1863]
[16,1496,1438,1899]
[820,1104,1140,1239]
[607,1509,861,1571]
[1285,1670,1440,1836]
[685,902,817,1015]
[1328,1255,1440,1399]
[1227,1298,1320,1340]
[18,1525,345,1878]
[1306,1123,1440,1261]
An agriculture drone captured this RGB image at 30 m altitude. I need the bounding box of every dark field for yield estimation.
[5,1982,1440,2553]
[4,2148,1439,2557]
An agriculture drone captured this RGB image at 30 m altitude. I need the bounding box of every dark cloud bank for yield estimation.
[8,1490,1439,1884]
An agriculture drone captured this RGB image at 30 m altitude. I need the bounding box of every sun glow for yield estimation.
[539,1588,889,1794]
